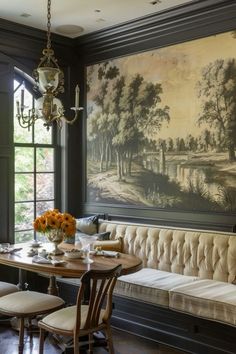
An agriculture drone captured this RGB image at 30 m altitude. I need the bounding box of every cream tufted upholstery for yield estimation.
[99,221,236,283]
[98,220,236,328]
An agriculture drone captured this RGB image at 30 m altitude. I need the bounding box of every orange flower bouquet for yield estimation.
[33,209,76,254]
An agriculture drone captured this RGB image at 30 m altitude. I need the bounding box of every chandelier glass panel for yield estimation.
[16,0,82,130]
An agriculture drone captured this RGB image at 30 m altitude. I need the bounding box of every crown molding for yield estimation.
[74,0,236,64]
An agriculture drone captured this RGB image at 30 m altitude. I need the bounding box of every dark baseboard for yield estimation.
[111,295,236,354]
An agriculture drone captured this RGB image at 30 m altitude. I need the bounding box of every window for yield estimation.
[14,78,58,243]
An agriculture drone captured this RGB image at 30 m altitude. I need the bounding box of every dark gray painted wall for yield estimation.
[0,0,236,234]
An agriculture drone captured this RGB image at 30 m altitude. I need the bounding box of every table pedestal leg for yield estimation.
[47,276,59,296]
[17,269,28,290]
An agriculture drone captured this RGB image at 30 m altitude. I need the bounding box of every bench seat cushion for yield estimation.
[169,279,236,327]
[114,268,199,307]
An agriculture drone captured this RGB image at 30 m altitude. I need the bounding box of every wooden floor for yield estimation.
[0,323,186,354]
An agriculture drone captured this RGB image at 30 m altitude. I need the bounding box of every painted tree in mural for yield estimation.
[87,63,121,172]
[116,75,170,179]
[197,58,236,161]
[112,74,145,179]
[88,64,170,180]
[109,76,129,179]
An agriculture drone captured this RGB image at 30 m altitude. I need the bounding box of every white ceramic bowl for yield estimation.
[64,250,84,259]
[30,241,41,248]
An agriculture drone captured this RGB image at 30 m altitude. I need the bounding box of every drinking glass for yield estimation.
[79,235,97,264]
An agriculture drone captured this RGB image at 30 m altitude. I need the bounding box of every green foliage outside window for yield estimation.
[14,79,55,243]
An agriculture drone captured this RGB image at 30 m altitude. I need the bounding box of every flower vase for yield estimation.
[47,229,64,255]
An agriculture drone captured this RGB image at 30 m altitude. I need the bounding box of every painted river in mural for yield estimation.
[143,154,221,202]
[140,150,236,211]
[87,150,236,212]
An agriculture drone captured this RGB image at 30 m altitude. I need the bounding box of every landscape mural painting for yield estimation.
[86,30,236,212]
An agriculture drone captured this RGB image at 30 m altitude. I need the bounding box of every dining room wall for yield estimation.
[0,1,236,246]
[71,0,236,232]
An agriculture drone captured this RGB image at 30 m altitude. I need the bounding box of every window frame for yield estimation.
[13,73,61,242]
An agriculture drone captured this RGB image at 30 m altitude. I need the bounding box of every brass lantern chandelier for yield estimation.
[16,0,82,130]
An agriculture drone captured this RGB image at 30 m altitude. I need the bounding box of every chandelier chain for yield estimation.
[16,0,82,130]
[47,0,51,49]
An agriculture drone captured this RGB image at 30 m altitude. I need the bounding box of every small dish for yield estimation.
[0,243,14,253]
[30,241,41,248]
[27,248,38,257]
[38,249,48,258]
[64,249,84,259]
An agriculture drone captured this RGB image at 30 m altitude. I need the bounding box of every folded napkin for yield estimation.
[102,250,120,258]
[32,255,51,264]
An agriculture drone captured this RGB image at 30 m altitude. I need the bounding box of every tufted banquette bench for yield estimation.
[97,220,236,354]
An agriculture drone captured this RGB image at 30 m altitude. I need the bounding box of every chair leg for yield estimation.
[88,333,93,353]
[28,317,33,341]
[19,317,25,354]
[105,324,114,354]
[73,334,79,354]
[39,328,46,354]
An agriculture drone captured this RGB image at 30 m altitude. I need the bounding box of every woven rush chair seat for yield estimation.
[0,281,18,297]
[38,265,122,354]
[0,290,65,354]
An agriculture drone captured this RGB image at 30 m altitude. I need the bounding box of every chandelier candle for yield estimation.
[75,85,80,109]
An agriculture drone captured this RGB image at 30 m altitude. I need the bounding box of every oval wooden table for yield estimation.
[0,244,142,295]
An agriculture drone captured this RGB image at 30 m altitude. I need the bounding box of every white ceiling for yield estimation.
[0,0,193,38]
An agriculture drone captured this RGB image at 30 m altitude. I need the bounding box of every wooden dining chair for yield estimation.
[38,264,122,354]
[0,290,65,354]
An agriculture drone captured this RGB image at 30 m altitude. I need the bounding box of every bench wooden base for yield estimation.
[111,295,236,354]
